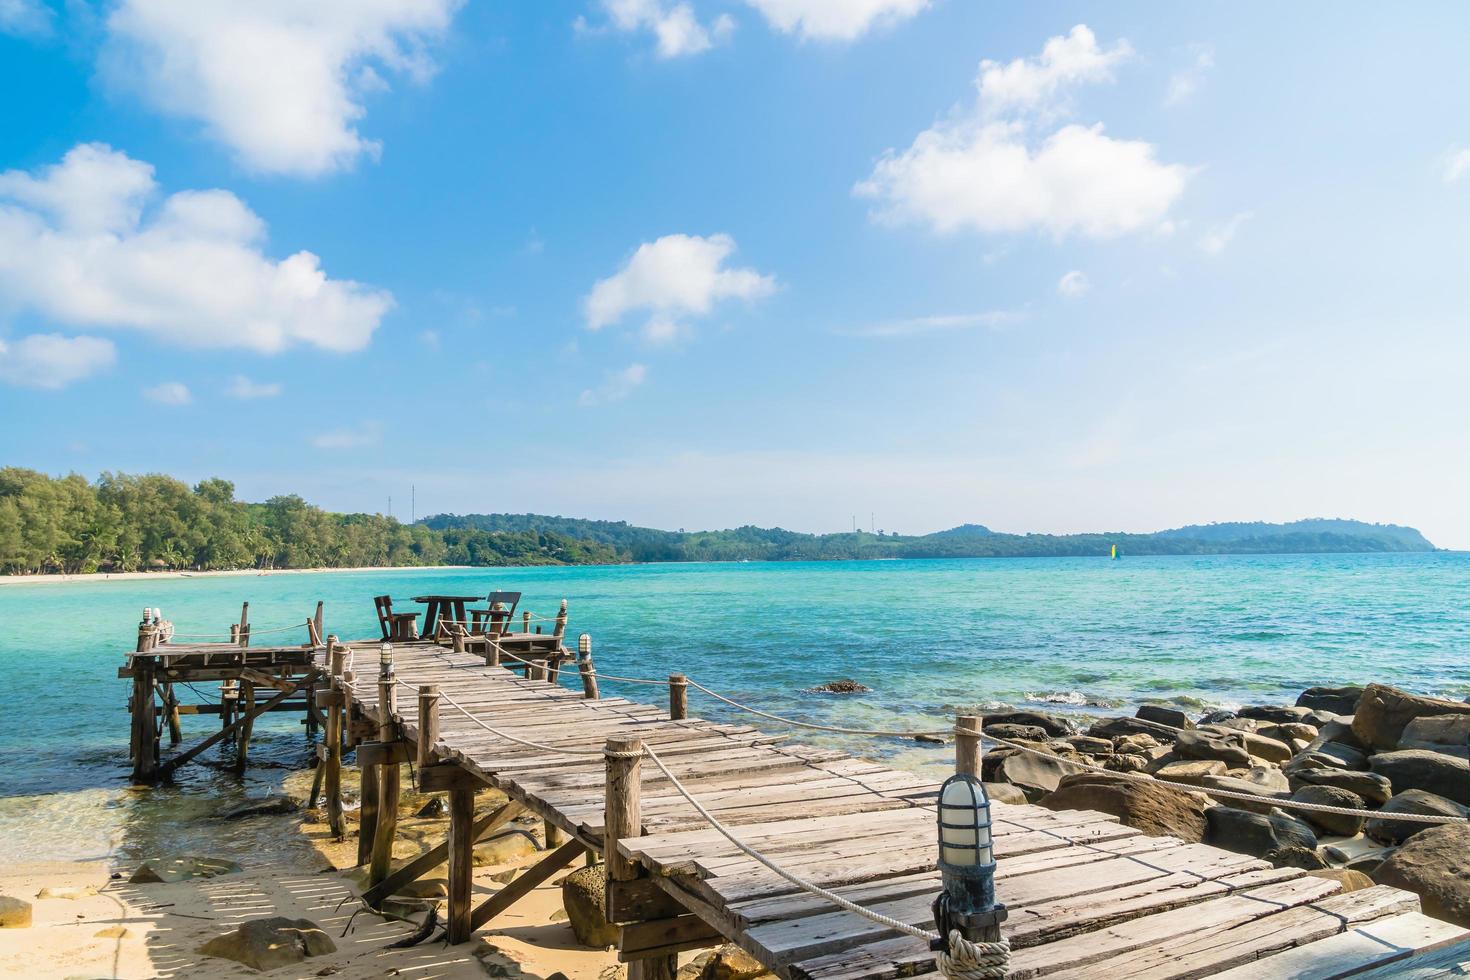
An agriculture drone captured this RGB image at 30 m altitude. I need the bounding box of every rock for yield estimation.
[1291,769,1393,805]
[197,916,335,971]
[1297,686,1364,715]
[1284,741,1369,773]
[1240,732,1294,764]
[1199,772,1291,814]
[1366,790,1470,845]
[1373,823,1470,927]
[396,879,447,899]
[1064,736,1114,755]
[1352,683,1470,751]
[1210,717,1261,734]
[415,797,446,818]
[0,897,32,928]
[36,885,97,900]
[689,943,769,980]
[1239,705,1314,725]
[94,925,129,938]
[130,857,242,883]
[219,795,299,820]
[561,864,617,948]
[1261,723,1319,744]
[474,832,539,866]
[1310,868,1375,892]
[912,734,944,745]
[1369,749,1470,805]
[982,711,1075,738]
[985,723,1049,742]
[806,679,869,694]
[983,782,1028,805]
[1105,754,1149,773]
[1112,733,1161,755]
[1399,715,1470,758]
[1154,760,1227,786]
[1198,710,1237,725]
[1205,807,1318,859]
[1323,836,1394,865]
[1174,730,1251,768]
[991,751,1083,801]
[1041,773,1207,842]
[1312,719,1366,751]
[1267,845,1328,870]
[1136,705,1193,729]
[1089,717,1177,743]
[1289,785,1367,837]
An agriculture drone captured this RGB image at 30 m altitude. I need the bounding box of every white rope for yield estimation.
[936,931,1012,980]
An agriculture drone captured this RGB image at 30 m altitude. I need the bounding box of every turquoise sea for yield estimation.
[1,552,1467,864]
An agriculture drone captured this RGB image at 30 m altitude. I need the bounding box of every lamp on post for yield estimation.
[379,641,395,679]
[932,773,1006,950]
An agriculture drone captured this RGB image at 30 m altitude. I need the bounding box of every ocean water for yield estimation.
[1,552,1467,864]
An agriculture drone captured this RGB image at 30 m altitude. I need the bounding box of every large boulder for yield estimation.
[561,863,617,948]
[1174,730,1250,768]
[1063,735,1114,755]
[1239,705,1314,725]
[1112,733,1161,755]
[1153,760,1227,786]
[980,711,1074,737]
[130,857,242,883]
[1368,749,1470,805]
[1373,823,1470,927]
[1365,790,1469,845]
[197,917,335,971]
[1399,715,1470,758]
[1297,686,1364,715]
[1261,722,1319,744]
[1199,771,1291,814]
[0,896,31,928]
[1284,742,1369,774]
[1352,684,1470,751]
[474,832,539,866]
[1288,785,1367,837]
[990,751,1084,801]
[1136,705,1193,730]
[1288,768,1392,806]
[684,943,770,980]
[1205,807,1318,859]
[1089,717,1179,743]
[984,723,1049,742]
[1040,773,1207,842]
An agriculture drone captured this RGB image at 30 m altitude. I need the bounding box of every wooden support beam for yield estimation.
[470,838,585,931]
[234,680,255,773]
[603,733,678,980]
[369,678,400,886]
[578,634,599,700]
[419,763,483,795]
[357,755,379,867]
[417,685,439,770]
[956,714,980,777]
[669,674,688,721]
[130,659,158,783]
[447,778,475,943]
[157,672,317,779]
[325,640,345,837]
[357,740,412,768]
[619,915,723,963]
[363,801,523,910]
[609,879,688,922]
[163,683,183,745]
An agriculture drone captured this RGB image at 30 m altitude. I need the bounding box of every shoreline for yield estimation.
[0,565,477,587]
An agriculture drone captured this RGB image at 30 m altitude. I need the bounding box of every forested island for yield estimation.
[0,468,1436,575]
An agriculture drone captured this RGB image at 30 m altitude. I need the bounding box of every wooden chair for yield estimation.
[469,591,522,635]
[374,595,419,642]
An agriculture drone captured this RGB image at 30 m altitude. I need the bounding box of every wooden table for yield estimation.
[411,595,482,637]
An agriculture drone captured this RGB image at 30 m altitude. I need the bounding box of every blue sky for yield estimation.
[2,2,1469,546]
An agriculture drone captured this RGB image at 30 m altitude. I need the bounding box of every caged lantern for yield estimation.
[379,640,395,679]
[931,773,1006,948]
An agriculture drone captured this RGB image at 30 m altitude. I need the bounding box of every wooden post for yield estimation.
[956,714,981,778]
[325,638,345,838]
[487,640,501,668]
[605,736,674,980]
[522,611,531,634]
[313,601,324,644]
[130,659,158,783]
[577,634,599,700]
[358,754,379,866]
[446,775,475,943]
[545,819,565,847]
[530,661,547,682]
[451,625,465,654]
[219,679,237,729]
[369,678,400,886]
[234,680,255,772]
[417,686,439,770]
[669,674,688,721]
[553,599,568,640]
[238,602,250,648]
[164,683,183,745]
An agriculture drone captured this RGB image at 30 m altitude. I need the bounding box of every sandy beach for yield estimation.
[0,566,477,588]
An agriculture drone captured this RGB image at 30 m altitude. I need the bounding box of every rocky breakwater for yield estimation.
[978,683,1470,926]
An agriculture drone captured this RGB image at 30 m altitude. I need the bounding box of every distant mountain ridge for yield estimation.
[421,513,1434,562]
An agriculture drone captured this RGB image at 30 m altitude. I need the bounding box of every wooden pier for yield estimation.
[122,604,1470,978]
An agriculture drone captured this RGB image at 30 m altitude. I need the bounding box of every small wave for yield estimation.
[1022,691,1125,709]
[942,699,1016,714]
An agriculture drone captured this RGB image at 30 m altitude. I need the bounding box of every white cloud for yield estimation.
[0,334,116,389]
[579,363,648,405]
[143,380,191,405]
[102,0,460,176]
[584,233,775,340]
[856,25,1189,240]
[0,143,393,353]
[976,24,1132,118]
[1198,211,1252,255]
[743,0,928,42]
[1057,270,1089,296]
[227,375,282,399]
[597,0,734,58]
[1443,147,1470,184]
[0,0,52,36]
[1165,45,1215,107]
[312,421,382,449]
[837,310,1018,338]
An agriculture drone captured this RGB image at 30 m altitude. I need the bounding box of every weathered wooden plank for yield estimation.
[1208,912,1469,980]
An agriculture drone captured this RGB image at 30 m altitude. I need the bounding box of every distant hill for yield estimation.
[421,513,1435,562]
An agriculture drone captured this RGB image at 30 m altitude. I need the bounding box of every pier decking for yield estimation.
[124,616,1470,978]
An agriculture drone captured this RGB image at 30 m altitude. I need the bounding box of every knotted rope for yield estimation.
[936,930,1011,979]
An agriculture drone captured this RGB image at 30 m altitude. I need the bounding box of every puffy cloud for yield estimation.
[102,0,460,176]
[1165,45,1215,107]
[0,143,392,353]
[1057,270,1089,296]
[580,363,648,405]
[856,25,1188,240]
[0,334,116,389]
[742,0,928,42]
[584,233,774,341]
[0,0,52,36]
[1198,211,1252,255]
[227,375,283,399]
[595,0,733,58]
[1444,147,1470,184]
[143,380,191,405]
